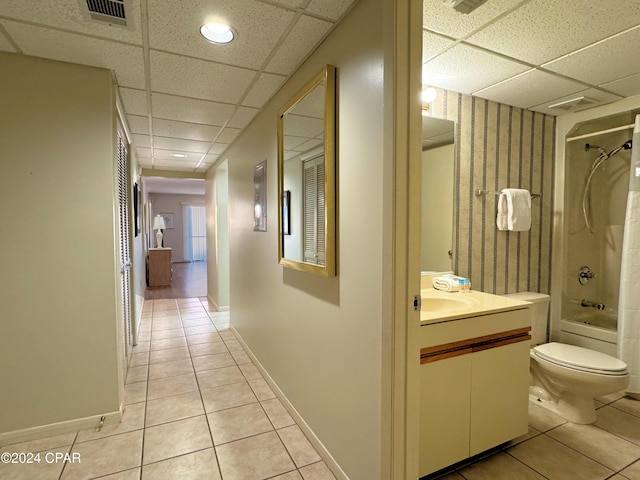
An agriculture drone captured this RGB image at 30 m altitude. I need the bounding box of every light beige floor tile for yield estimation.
[208,403,273,445]
[148,346,191,365]
[216,431,295,480]
[458,451,546,479]
[76,402,145,443]
[262,398,295,429]
[547,422,640,471]
[148,359,193,380]
[141,447,221,480]
[596,406,640,445]
[145,391,204,427]
[612,396,640,418]
[184,324,217,336]
[62,430,143,480]
[150,320,183,331]
[97,467,141,480]
[182,318,214,328]
[192,353,236,373]
[197,366,245,389]
[189,341,229,357]
[149,337,188,351]
[595,391,626,405]
[129,352,149,368]
[147,373,199,400]
[230,350,252,365]
[180,312,210,320]
[505,426,541,447]
[431,472,465,480]
[186,332,223,345]
[125,365,148,384]
[179,306,207,315]
[142,416,213,465]
[249,378,276,401]
[508,434,614,480]
[0,446,70,480]
[299,461,337,479]
[218,331,236,341]
[239,363,262,380]
[621,459,640,479]
[201,382,258,413]
[1,432,76,454]
[222,338,244,352]
[278,425,321,468]
[131,341,150,354]
[150,328,185,340]
[272,471,303,479]
[527,401,567,433]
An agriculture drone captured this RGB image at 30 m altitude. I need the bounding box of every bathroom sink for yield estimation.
[422,293,479,313]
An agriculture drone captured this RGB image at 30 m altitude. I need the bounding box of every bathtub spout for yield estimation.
[581,299,605,310]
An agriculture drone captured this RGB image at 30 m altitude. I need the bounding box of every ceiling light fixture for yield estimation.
[421,86,438,114]
[200,23,235,44]
[171,153,188,158]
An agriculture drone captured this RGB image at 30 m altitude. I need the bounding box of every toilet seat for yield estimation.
[533,342,628,376]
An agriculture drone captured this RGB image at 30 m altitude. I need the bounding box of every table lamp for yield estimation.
[153,214,166,248]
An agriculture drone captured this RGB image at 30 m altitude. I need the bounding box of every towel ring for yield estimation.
[475,189,541,199]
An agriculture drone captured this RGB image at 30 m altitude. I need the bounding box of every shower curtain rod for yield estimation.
[566,123,635,143]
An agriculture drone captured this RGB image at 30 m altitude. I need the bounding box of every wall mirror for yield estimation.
[421,116,455,272]
[277,65,336,277]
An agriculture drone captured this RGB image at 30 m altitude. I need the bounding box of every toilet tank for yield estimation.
[503,292,550,346]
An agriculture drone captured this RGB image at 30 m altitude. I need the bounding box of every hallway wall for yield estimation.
[0,53,121,436]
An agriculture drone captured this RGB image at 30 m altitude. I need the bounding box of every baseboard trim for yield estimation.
[0,405,124,447]
[230,326,349,480]
[207,295,230,312]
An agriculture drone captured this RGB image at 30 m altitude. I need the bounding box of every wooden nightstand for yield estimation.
[148,248,172,287]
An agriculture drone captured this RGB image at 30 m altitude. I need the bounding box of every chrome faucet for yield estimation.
[581,299,605,310]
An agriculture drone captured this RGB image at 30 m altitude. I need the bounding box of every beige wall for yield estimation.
[206,160,229,310]
[206,0,390,476]
[428,88,556,294]
[0,53,121,434]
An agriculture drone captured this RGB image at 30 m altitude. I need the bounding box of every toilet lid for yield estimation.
[533,342,628,375]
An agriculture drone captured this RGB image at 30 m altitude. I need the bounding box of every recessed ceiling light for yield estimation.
[200,23,235,44]
[172,153,188,158]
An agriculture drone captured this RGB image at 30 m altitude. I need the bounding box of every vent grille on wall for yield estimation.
[85,0,127,26]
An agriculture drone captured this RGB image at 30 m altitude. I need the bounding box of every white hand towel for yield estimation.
[501,188,532,231]
[432,274,463,292]
[496,193,509,231]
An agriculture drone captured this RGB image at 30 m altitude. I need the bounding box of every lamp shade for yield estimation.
[153,215,166,230]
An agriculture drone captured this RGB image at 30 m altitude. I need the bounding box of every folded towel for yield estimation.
[497,188,531,231]
[432,274,464,292]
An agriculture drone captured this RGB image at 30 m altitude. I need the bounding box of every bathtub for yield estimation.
[559,312,618,357]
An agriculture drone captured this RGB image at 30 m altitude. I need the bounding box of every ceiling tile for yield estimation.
[153,159,200,170]
[227,106,259,129]
[0,0,143,45]
[242,72,287,108]
[120,88,149,117]
[147,0,294,70]
[475,69,587,109]
[137,147,152,158]
[209,143,230,155]
[204,154,221,163]
[126,115,150,135]
[466,0,640,65]
[422,30,455,62]
[3,21,145,89]
[422,43,529,94]
[150,51,255,103]
[153,137,212,153]
[528,88,623,116]
[283,115,323,137]
[152,149,204,161]
[259,0,305,8]
[265,15,333,75]
[137,158,154,168]
[601,73,640,98]
[151,93,235,125]
[152,118,221,142]
[422,0,524,39]
[132,134,151,148]
[217,127,242,144]
[543,27,640,87]
[306,0,355,21]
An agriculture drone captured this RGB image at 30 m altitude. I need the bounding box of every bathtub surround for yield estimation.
[618,114,640,396]
[427,88,556,295]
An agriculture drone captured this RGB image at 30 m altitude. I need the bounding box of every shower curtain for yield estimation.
[618,113,640,396]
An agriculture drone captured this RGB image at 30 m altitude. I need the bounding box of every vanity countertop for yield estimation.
[420,287,530,325]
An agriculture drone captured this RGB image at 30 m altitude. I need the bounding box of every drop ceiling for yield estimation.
[423,0,640,115]
[2,1,639,176]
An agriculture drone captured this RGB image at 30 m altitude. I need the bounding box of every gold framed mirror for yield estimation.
[277,65,336,277]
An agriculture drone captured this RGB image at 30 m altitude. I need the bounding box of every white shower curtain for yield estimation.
[618,114,640,396]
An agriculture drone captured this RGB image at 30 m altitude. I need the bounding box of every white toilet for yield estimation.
[505,292,629,424]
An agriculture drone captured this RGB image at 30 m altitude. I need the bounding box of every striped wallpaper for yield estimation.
[428,88,556,295]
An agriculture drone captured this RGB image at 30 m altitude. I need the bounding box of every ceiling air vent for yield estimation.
[84,0,128,27]
[548,96,599,113]
[443,0,490,14]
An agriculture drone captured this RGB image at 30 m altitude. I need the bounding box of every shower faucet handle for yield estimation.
[578,265,595,285]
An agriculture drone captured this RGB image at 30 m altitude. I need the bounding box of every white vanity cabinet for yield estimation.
[419,306,531,477]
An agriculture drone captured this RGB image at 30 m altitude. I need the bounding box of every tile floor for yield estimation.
[429,391,640,480]
[0,298,335,480]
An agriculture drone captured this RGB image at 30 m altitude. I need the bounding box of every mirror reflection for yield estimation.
[421,116,455,272]
[278,65,336,277]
